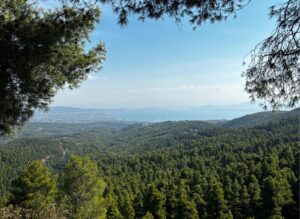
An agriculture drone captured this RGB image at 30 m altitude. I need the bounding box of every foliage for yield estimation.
[60,155,106,219]
[99,0,250,26]
[143,211,155,219]
[1,155,107,218]
[244,0,300,109]
[10,160,56,210]
[0,109,299,218]
[0,0,105,135]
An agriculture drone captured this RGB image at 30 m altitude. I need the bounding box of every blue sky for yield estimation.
[52,0,281,109]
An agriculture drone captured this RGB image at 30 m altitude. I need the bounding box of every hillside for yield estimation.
[223,107,300,128]
[110,121,221,153]
[0,108,299,218]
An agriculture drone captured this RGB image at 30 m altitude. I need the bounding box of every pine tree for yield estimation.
[0,0,106,135]
[177,184,199,219]
[106,193,123,219]
[165,186,178,219]
[143,211,155,219]
[231,179,241,217]
[205,176,230,219]
[224,176,233,202]
[60,155,106,219]
[119,192,135,219]
[262,175,294,218]
[248,175,261,217]
[144,184,166,219]
[178,199,199,219]
[11,160,56,210]
[240,185,250,217]
[193,192,206,218]
[134,192,145,218]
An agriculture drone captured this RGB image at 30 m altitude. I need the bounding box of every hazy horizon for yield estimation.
[32,103,300,123]
[49,101,262,110]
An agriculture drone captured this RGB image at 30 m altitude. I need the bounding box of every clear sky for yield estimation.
[52,0,281,109]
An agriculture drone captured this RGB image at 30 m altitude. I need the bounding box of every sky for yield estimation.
[51,0,281,109]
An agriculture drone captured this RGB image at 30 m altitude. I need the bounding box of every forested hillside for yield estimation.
[223,108,300,128]
[0,109,299,218]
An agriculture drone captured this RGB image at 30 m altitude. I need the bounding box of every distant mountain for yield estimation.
[5,107,298,143]
[223,107,299,128]
[32,103,263,123]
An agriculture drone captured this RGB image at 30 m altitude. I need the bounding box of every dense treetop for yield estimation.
[0,0,105,135]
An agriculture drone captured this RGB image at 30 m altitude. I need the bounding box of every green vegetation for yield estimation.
[61,156,106,219]
[10,160,56,210]
[223,108,300,128]
[0,0,106,135]
[0,109,299,218]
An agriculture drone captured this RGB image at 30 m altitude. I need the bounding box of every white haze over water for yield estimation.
[33,103,263,122]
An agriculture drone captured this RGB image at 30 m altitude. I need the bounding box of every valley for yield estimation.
[0,108,299,218]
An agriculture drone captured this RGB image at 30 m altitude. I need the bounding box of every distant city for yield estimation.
[32,103,264,123]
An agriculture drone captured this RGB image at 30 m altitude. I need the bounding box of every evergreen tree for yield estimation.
[240,185,250,217]
[165,186,178,219]
[193,192,206,218]
[262,175,294,218]
[11,160,56,210]
[134,192,145,218]
[230,179,241,217]
[143,211,155,219]
[224,176,233,202]
[205,176,230,219]
[60,155,106,219]
[177,184,199,219]
[0,0,106,135]
[119,192,135,219]
[178,198,199,219]
[144,184,166,219]
[106,193,123,219]
[248,175,261,217]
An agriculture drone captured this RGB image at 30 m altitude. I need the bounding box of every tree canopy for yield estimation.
[0,0,105,135]
[0,110,299,218]
[10,160,56,210]
[0,0,299,134]
[60,155,106,218]
[244,0,300,109]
